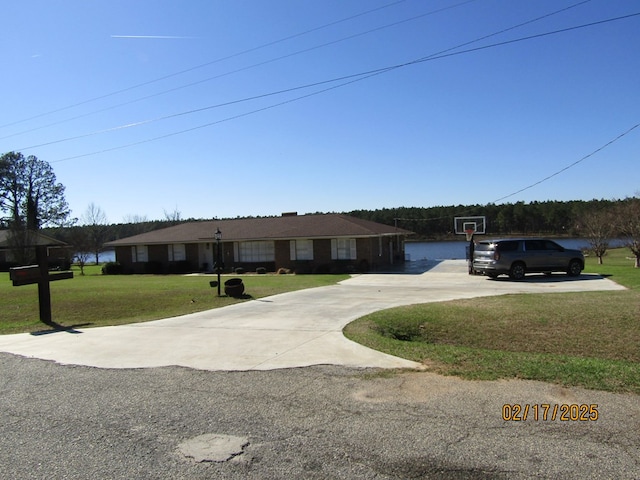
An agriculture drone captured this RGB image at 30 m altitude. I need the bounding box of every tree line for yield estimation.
[2,151,639,269]
[347,200,620,239]
[347,199,640,267]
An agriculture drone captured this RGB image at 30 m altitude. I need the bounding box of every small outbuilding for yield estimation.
[0,229,70,271]
[104,213,413,274]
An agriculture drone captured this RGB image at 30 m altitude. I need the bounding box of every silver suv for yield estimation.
[472,238,584,280]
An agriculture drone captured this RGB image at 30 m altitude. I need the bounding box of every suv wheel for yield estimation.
[567,259,582,277]
[509,262,526,280]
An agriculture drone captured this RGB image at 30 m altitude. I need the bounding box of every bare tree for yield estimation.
[68,227,92,275]
[163,206,182,224]
[81,203,110,264]
[580,208,615,264]
[122,214,148,224]
[122,214,154,235]
[617,197,640,268]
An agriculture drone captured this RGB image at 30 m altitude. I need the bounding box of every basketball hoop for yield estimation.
[455,217,485,238]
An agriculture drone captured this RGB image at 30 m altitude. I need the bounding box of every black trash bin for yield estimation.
[224,278,245,297]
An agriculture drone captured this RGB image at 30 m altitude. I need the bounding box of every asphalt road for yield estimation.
[2,261,638,478]
[2,353,639,479]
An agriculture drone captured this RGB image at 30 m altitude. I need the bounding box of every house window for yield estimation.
[168,244,186,261]
[237,241,274,262]
[131,245,148,262]
[331,238,356,260]
[290,239,313,260]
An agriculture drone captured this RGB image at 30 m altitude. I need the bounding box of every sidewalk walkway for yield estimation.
[0,260,625,371]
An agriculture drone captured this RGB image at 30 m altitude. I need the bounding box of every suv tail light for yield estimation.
[494,251,500,261]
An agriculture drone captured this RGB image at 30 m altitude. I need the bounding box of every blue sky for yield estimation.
[2,0,639,224]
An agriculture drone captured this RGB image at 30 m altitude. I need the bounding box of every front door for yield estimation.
[198,243,214,272]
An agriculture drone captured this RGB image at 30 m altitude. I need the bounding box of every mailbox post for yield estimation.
[9,245,73,327]
[36,246,53,324]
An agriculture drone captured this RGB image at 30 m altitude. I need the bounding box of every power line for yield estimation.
[19,0,601,152]
[491,123,640,204]
[1,0,479,141]
[30,9,640,212]
[47,13,640,206]
[0,0,412,131]
[31,9,637,156]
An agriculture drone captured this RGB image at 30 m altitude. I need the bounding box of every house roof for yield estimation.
[0,230,68,249]
[104,214,413,247]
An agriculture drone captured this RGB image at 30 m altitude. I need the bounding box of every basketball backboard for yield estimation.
[454,216,486,237]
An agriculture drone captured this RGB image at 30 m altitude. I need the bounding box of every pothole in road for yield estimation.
[178,433,250,463]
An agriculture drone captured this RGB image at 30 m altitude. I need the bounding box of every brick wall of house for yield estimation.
[114,246,132,272]
[112,236,404,275]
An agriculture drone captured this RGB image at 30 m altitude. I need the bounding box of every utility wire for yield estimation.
[0,0,412,130]
[28,8,635,154]
[1,0,479,141]
[491,123,640,204]
[45,11,640,210]
[20,0,598,151]
[48,68,386,163]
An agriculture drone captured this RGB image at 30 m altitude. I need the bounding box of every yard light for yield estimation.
[214,228,222,296]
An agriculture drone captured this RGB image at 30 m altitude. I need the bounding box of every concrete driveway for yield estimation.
[0,260,626,371]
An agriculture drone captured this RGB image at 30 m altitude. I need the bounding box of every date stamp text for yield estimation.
[502,404,599,421]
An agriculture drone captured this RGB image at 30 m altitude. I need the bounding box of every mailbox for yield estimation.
[9,265,42,286]
[9,265,74,286]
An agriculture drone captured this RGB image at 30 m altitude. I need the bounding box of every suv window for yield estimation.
[475,243,493,252]
[497,241,518,252]
[543,240,563,251]
[524,240,545,251]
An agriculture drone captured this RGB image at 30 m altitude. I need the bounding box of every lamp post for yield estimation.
[214,228,222,296]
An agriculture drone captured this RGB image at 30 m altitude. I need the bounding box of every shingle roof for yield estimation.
[104,214,413,246]
[0,230,68,248]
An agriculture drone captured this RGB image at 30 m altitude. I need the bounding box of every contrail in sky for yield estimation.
[111,35,197,39]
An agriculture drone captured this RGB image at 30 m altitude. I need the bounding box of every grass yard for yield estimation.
[344,247,640,394]
[2,247,639,394]
[0,265,348,334]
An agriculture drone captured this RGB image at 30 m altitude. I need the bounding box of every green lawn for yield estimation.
[3,249,639,394]
[0,266,348,334]
[344,247,640,394]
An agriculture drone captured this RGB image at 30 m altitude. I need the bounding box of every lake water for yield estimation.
[405,238,608,261]
[77,250,116,263]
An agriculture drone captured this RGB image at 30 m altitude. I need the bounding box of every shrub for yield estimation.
[144,261,163,274]
[256,267,267,274]
[168,260,192,274]
[102,262,124,275]
[313,264,331,274]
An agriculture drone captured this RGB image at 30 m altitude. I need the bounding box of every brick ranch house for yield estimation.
[104,213,413,274]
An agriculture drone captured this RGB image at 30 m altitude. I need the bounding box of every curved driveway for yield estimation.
[0,260,625,371]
